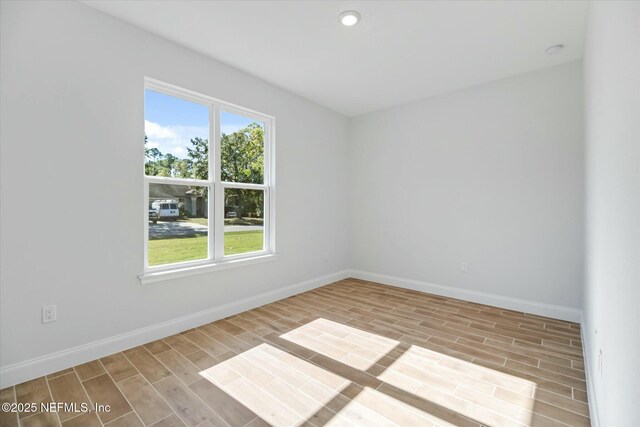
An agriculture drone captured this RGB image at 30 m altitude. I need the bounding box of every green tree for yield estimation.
[159,153,179,177]
[220,123,264,218]
[187,137,208,180]
[144,126,264,219]
[220,123,264,183]
[144,135,164,176]
[174,158,193,179]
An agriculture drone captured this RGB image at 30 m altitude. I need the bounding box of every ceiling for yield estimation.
[83,1,589,117]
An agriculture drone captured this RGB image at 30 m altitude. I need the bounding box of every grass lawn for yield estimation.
[148,230,263,266]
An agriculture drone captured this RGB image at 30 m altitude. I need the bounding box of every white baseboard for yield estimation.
[348,269,582,323]
[0,268,584,388]
[0,270,350,388]
[348,270,595,424]
[580,315,600,427]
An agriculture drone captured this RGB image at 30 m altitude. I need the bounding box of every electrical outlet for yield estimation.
[461,262,469,273]
[42,305,57,324]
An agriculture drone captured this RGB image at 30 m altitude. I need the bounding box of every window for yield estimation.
[142,79,275,282]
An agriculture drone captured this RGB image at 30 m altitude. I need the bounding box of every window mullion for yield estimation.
[146,176,209,186]
[264,119,274,254]
[219,181,267,190]
[144,178,150,270]
[213,104,224,260]
[263,187,270,254]
[208,104,216,261]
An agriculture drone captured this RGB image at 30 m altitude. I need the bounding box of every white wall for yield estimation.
[0,0,607,396]
[0,0,350,382]
[350,62,584,311]
[582,2,640,426]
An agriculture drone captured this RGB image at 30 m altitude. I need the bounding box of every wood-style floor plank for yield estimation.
[101,353,138,383]
[47,372,92,422]
[103,412,144,427]
[124,349,171,384]
[14,377,52,419]
[82,374,133,424]
[152,376,214,427]
[75,360,106,381]
[19,411,60,427]
[117,375,173,426]
[0,279,590,427]
[0,387,19,427]
[61,412,102,427]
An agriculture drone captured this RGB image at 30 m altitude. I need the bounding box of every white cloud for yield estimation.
[145,120,177,140]
[170,146,188,156]
[144,120,208,159]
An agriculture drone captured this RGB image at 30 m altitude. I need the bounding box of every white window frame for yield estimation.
[140,78,276,284]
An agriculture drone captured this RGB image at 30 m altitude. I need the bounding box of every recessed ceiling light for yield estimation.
[339,10,360,27]
[546,44,564,55]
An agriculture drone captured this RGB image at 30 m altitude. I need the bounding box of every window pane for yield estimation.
[149,183,208,266]
[224,188,264,256]
[144,89,209,180]
[221,111,264,184]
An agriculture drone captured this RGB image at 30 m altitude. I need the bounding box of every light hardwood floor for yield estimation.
[0,279,590,427]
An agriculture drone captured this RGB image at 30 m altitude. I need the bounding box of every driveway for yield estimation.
[149,221,262,238]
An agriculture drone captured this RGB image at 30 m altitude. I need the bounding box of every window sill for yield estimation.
[139,253,278,285]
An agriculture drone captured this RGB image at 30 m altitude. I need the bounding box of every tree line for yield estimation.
[145,123,265,218]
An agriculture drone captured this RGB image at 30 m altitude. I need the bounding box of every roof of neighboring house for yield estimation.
[149,184,191,199]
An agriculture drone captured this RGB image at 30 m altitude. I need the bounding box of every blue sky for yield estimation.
[144,89,261,158]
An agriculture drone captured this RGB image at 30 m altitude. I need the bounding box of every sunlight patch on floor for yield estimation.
[381,345,538,427]
[200,343,349,426]
[199,342,454,427]
[338,387,462,427]
[199,318,540,427]
[280,318,400,370]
